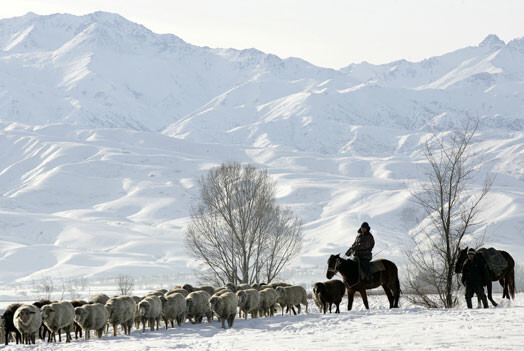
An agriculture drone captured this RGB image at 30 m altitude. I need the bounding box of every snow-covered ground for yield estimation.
[2,293,523,350]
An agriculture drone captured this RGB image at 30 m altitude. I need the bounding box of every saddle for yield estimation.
[478,248,507,277]
[356,259,386,281]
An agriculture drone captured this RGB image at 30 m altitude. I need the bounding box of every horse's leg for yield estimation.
[382,285,394,308]
[500,278,507,299]
[486,280,498,307]
[360,289,370,310]
[347,290,355,311]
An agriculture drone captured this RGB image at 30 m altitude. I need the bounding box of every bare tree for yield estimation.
[185,162,303,285]
[32,276,54,300]
[117,274,135,295]
[405,121,494,308]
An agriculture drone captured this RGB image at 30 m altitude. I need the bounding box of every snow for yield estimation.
[1,293,523,350]
[0,12,523,290]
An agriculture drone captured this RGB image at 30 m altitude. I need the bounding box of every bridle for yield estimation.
[327,257,341,274]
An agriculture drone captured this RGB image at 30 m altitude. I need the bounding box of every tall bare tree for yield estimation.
[185,162,303,285]
[406,121,494,308]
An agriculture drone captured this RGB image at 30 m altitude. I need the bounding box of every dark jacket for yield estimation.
[346,230,375,260]
[461,255,489,287]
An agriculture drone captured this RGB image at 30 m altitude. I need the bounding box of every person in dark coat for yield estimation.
[461,248,489,309]
[345,222,375,283]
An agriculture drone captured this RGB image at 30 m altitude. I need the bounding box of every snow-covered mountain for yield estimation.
[0,12,523,285]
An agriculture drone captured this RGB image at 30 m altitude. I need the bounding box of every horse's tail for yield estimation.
[393,264,402,307]
[508,267,516,300]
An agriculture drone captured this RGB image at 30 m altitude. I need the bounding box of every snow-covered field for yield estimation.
[0,10,524,350]
[2,293,523,350]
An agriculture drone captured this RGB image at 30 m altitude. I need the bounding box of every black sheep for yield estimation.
[2,303,22,345]
[313,280,346,314]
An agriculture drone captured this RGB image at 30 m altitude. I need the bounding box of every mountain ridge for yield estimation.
[0,12,523,284]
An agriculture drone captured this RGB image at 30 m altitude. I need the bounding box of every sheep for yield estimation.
[165,288,189,297]
[74,303,108,340]
[225,283,237,292]
[105,296,136,336]
[251,282,268,291]
[236,289,260,319]
[13,304,42,344]
[275,286,308,315]
[2,303,22,345]
[160,293,186,328]
[209,291,238,329]
[182,284,195,293]
[88,293,110,305]
[138,295,162,332]
[196,285,216,296]
[40,301,75,343]
[145,289,168,297]
[131,296,142,329]
[313,280,346,314]
[0,318,4,345]
[236,283,252,291]
[185,290,212,324]
[215,288,233,296]
[32,299,55,341]
[258,288,278,317]
[267,282,291,289]
[70,300,88,340]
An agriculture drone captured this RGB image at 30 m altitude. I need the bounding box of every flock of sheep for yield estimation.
[0,279,344,345]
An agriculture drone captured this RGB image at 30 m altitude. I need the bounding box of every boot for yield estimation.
[466,297,473,309]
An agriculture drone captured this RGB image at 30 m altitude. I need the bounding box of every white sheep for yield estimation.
[236,289,260,319]
[138,295,162,332]
[275,286,308,315]
[185,291,212,324]
[74,303,108,340]
[196,286,216,296]
[267,282,291,289]
[258,288,278,317]
[209,291,238,329]
[13,304,42,344]
[105,296,136,336]
[88,293,110,305]
[161,293,186,328]
[145,289,168,297]
[236,283,252,291]
[165,288,188,297]
[130,296,142,329]
[41,301,75,343]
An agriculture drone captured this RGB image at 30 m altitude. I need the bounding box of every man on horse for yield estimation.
[345,222,375,283]
[461,248,489,309]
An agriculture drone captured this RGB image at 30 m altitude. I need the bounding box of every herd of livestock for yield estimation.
[1,279,345,345]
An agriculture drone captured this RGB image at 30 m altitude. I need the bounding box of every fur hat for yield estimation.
[467,248,476,255]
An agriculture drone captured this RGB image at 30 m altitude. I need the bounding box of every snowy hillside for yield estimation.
[0,12,523,285]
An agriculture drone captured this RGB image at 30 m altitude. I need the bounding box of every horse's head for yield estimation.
[455,246,468,273]
[326,254,342,279]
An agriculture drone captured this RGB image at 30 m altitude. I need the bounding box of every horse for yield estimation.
[326,254,401,310]
[455,247,515,307]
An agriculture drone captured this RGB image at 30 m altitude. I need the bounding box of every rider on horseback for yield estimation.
[345,222,375,283]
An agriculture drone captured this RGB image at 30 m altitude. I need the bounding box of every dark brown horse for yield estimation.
[326,254,401,310]
[455,247,515,307]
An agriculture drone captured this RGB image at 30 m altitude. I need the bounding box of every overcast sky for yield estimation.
[2,0,524,68]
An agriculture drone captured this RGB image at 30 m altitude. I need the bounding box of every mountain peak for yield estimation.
[479,34,505,48]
